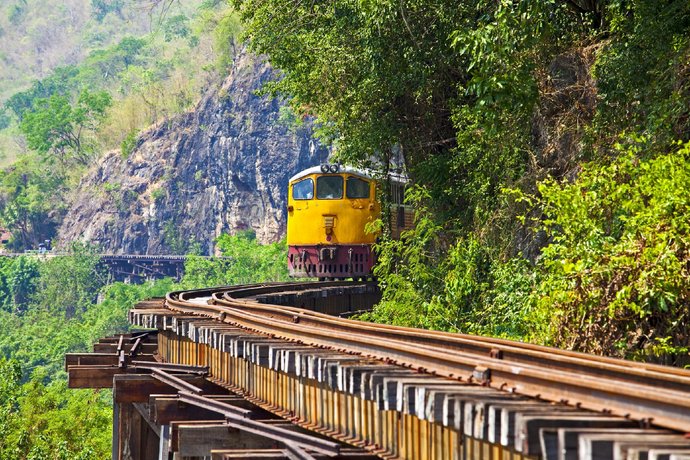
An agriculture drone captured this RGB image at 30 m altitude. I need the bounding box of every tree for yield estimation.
[163,14,191,42]
[0,156,66,250]
[3,66,79,121]
[20,90,112,165]
[35,243,107,317]
[4,257,40,313]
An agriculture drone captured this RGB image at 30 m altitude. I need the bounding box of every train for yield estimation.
[286,163,414,279]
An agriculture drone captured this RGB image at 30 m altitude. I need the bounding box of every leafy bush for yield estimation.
[0,360,111,460]
[366,222,536,339]
[34,243,108,316]
[527,142,690,363]
[594,1,690,149]
[0,256,40,313]
[120,129,138,157]
[0,155,67,251]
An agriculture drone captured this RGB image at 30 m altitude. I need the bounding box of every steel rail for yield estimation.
[210,289,690,392]
[163,282,690,433]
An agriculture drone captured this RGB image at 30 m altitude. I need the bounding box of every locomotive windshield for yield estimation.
[317,176,343,199]
[346,177,370,199]
[292,178,314,200]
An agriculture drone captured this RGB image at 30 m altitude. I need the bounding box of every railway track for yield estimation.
[72,281,690,459]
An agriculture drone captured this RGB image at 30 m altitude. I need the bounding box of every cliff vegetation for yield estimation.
[0,0,240,250]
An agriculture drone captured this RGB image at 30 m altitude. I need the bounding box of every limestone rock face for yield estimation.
[57,52,328,254]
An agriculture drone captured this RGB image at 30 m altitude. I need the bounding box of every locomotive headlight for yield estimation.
[328,164,339,173]
[320,164,329,173]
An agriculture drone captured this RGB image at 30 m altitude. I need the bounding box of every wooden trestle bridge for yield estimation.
[67,281,690,460]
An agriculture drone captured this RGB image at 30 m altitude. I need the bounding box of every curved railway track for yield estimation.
[64,279,690,458]
[162,281,690,434]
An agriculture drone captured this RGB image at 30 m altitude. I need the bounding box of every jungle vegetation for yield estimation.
[0,234,288,459]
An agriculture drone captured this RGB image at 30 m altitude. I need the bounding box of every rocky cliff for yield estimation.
[57,52,328,255]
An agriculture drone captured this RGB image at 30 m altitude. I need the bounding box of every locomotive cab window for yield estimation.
[317,176,343,199]
[292,178,314,200]
[346,177,370,199]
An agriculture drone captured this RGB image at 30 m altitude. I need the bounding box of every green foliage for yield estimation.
[0,111,10,130]
[181,230,289,288]
[526,142,690,363]
[0,250,175,460]
[34,243,107,316]
[365,194,535,340]
[0,357,22,459]
[211,10,242,71]
[0,155,67,250]
[82,278,175,341]
[20,89,112,165]
[151,187,166,204]
[233,0,467,167]
[0,256,40,312]
[235,0,690,366]
[79,37,148,88]
[4,66,79,120]
[120,129,138,157]
[162,221,193,254]
[0,362,111,460]
[164,14,191,42]
[8,1,27,26]
[594,1,690,148]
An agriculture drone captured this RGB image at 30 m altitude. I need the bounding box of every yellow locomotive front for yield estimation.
[287,164,380,278]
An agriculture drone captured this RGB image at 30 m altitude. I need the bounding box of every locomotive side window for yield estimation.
[346,177,370,199]
[391,183,406,205]
[292,178,314,200]
[316,176,343,199]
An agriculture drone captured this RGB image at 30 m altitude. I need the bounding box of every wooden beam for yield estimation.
[171,422,281,457]
[65,353,156,370]
[148,394,271,423]
[68,365,126,389]
[211,450,289,459]
[149,396,226,424]
[93,343,158,354]
[113,375,229,403]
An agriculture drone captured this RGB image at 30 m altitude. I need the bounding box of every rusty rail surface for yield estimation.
[163,281,690,434]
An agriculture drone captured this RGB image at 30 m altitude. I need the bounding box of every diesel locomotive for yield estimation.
[286,164,413,279]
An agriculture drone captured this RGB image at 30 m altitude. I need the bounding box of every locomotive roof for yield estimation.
[289,165,407,184]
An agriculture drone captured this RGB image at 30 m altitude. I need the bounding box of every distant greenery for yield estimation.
[0,241,179,459]
[0,358,112,460]
[181,230,289,288]
[0,156,68,250]
[0,233,287,457]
